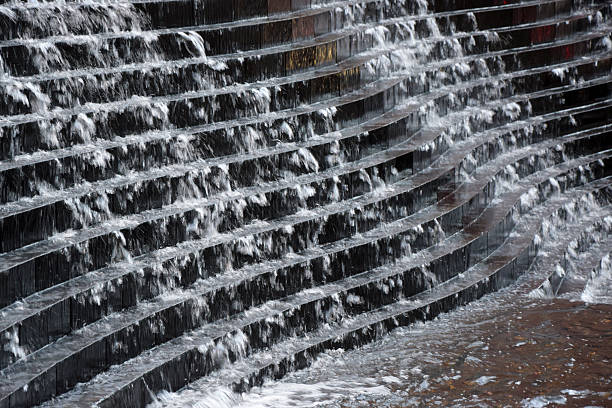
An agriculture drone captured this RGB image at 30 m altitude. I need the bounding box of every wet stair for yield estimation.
[0,0,611,406]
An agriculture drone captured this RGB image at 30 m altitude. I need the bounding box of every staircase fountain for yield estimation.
[0,0,611,406]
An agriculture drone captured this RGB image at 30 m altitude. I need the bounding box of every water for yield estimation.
[167,199,612,408]
[0,0,611,407]
[223,298,612,408]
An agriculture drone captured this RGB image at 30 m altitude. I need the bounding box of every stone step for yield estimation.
[0,0,571,41]
[0,65,597,248]
[1,52,609,232]
[0,0,374,44]
[570,249,612,303]
[31,169,612,408]
[431,0,572,14]
[1,28,609,212]
[0,0,583,65]
[1,94,610,368]
[530,206,612,300]
[0,0,587,120]
[0,0,610,406]
[1,14,608,165]
[538,221,612,297]
[3,3,587,126]
[2,3,603,120]
[0,0,426,77]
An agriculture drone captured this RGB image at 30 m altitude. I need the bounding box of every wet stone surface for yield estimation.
[330,301,612,407]
[233,283,612,407]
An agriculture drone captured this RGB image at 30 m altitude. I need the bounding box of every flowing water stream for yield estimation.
[0,0,611,407]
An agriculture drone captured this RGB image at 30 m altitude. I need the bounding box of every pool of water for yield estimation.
[229,266,612,408]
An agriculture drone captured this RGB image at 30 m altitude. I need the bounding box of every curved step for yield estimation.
[576,249,612,303]
[0,0,375,45]
[2,0,574,33]
[533,212,612,297]
[0,0,589,107]
[0,0,382,30]
[0,1,422,77]
[2,5,592,143]
[131,184,612,408]
[1,67,608,306]
[1,22,609,199]
[0,1,611,406]
[0,91,608,376]
[151,198,612,408]
[0,0,576,79]
[0,0,604,133]
[1,6,605,130]
[521,209,612,298]
[2,90,610,316]
[1,104,610,378]
[32,166,612,408]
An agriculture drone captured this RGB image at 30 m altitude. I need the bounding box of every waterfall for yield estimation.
[0,1,611,407]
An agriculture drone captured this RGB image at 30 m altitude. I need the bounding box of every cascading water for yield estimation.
[0,0,611,407]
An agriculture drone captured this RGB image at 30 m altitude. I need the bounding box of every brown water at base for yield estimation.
[331,299,612,408]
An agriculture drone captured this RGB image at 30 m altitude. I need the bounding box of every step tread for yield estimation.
[177,202,612,394]
[2,11,608,129]
[1,25,608,185]
[1,47,609,219]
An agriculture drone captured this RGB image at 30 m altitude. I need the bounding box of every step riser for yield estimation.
[6,7,603,120]
[1,14,492,128]
[0,21,474,118]
[0,2,411,77]
[2,4,603,126]
[134,0,390,27]
[227,206,612,398]
[0,0,573,46]
[0,1,376,43]
[0,3,150,41]
[0,76,508,246]
[0,52,607,218]
[539,222,612,296]
[0,86,608,312]
[0,0,570,33]
[2,1,611,407]
[432,0,570,14]
[2,95,610,263]
[1,24,608,164]
[1,51,609,210]
[0,75,608,248]
[1,117,598,369]
[2,8,605,122]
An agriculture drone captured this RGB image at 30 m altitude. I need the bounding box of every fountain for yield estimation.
[0,0,611,406]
